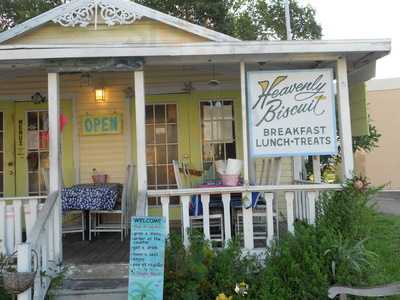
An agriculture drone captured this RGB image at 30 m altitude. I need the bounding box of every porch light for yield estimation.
[95,87,105,103]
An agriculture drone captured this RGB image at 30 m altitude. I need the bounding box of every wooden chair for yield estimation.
[88,165,134,241]
[172,160,224,245]
[328,283,400,299]
[42,168,85,240]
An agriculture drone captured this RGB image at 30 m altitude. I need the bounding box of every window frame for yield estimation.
[26,110,49,196]
[145,102,180,207]
[199,99,237,180]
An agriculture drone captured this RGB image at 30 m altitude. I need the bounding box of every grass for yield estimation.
[365,213,400,299]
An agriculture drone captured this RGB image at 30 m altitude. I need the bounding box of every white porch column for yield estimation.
[48,72,62,262]
[200,194,211,241]
[221,194,231,244]
[240,62,254,250]
[337,57,354,179]
[240,62,250,185]
[134,70,148,216]
[160,196,170,236]
[17,243,32,300]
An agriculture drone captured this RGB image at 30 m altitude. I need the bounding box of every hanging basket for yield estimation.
[1,250,38,295]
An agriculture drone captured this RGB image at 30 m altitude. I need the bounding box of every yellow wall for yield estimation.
[5,18,208,45]
[76,87,130,184]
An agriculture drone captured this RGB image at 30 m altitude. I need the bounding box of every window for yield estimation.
[201,100,236,180]
[27,111,49,196]
[146,104,179,206]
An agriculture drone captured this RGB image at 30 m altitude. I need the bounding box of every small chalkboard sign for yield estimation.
[128,217,166,300]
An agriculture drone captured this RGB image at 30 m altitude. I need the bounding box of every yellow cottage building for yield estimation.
[0,0,390,299]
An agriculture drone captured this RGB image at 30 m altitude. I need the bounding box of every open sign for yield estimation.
[81,114,123,136]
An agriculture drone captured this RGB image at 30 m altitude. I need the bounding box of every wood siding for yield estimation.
[76,87,130,184]
[5,19,209,45]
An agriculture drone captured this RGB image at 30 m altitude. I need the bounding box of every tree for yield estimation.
[0,0,63,32]
[0,0,322,41]
[136,0,322,40]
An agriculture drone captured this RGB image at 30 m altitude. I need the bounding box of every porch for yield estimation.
[0,41,390,300]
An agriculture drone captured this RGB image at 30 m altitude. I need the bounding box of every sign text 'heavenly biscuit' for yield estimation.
[247,69,337,157]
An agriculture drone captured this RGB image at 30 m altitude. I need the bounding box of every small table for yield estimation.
[61,183,122,211]
[61,183,123,239]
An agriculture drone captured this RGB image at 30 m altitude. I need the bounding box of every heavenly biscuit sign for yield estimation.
[247,69,337,157]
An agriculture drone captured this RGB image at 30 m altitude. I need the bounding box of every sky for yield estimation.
[301,0,399,79]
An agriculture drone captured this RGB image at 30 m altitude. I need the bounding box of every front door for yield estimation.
[0,102,16,197]
[26,110,49,196]
[145,103,178,206]
[15,102,49,196]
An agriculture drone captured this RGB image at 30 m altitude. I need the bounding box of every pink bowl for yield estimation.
[221,174,240,186]
[92,174,108,184]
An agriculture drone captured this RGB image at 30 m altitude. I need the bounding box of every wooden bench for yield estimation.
[329,283,400,299]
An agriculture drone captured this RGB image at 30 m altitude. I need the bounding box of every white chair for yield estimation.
[172,160,224,245]
[42,168,86,240]
[88,165,134,241]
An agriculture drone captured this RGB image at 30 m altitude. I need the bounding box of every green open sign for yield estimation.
[81,114,123,136]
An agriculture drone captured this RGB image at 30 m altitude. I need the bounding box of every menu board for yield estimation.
[128,217,166,300]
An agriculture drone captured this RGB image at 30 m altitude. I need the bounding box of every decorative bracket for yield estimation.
[53,0,142,28]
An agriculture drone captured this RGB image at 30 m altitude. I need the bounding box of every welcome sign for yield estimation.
[247,69,337,157]
[128,217,166,300]
[81,114,123,136]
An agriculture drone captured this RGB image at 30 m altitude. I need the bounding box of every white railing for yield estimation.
[0,196,46,255]
[13,192,61,300]
[148,184,342,250]
[293,180,319,223]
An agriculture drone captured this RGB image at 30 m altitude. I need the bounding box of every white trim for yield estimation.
[240,62,250,185]
[48,72,62,262]
[72,97,80,184]
[0,39,390,64]
[147,183,342,197]
[0,0,238,44]
[134,70,147,216]
[336,57,354,179]
[367,77,400,91]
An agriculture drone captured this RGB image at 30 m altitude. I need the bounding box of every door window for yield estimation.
[201,101,236,180]
[146,104,178,206]
[27,111,49,196]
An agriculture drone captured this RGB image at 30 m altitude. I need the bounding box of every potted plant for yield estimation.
[1,251,37,296]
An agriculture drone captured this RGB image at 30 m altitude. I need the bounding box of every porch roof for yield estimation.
[0,38,390,83]
[0,38,390,61]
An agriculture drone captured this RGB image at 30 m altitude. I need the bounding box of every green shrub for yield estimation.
[164,232,262,300]
[0,289,11,300]
[163,178,382,299]
[261,222,331,300]
[317,178,378,241]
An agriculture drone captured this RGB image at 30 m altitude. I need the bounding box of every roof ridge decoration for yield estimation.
[53,0,142,28]
[0,0,240,44]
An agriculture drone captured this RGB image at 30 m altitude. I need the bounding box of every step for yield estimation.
[48,263,129,300]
